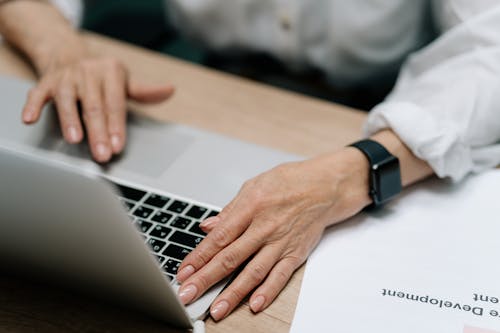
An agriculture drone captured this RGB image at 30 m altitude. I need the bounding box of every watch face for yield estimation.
[372,156,402,205]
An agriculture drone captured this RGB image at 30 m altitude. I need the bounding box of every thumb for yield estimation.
[127,80,175,103]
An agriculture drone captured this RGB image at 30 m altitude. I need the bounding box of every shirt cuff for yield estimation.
[363,101,474,182]
[49,0,83,27]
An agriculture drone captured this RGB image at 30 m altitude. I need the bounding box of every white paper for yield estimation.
[291,171,500,333]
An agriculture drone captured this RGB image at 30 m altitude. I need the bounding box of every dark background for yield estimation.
[83,0,394,110]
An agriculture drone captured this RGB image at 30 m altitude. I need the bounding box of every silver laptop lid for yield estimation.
[0,144,194,328]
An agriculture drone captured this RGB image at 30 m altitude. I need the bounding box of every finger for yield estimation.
[78,71,112,163]
[199,216,219,233]
[127,80,175,103]
[22,80,51,124]
[199,196,238,231]
[248,256,303,313]
[209,245,283,321]
[176,193,255,282]
[53,77,83,144]
[103,65,127,153]
[177,231,263,305]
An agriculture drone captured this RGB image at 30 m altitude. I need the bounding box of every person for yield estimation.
[1,0,499,322]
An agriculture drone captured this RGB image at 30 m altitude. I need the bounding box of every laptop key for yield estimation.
[148,238,167,253]
[163,259,181,275]
[169,231,203,249]
[149,225,172,239]
[136,219,153,233]
[185,205,208,219]
[189,222,207,236]
[151,211,173,224]
[166,200,189,214]
[205,210,220,219]
[162,244,191,261]
[156,255,166,264]
[116,184,146,201]
[132,206,154,219]
[170,216,191,229]
[144,194,170,208]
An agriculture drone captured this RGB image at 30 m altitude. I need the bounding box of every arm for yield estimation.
[175,129,433,321]
[0,0,174,162]
[174,1,500,322]
[365,1,500,181]
[0,0,83,75]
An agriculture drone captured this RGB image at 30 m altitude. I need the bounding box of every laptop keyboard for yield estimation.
[114,183,219,283]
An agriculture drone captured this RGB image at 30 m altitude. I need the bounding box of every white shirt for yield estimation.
[59,0,500,181]
[50,0,82,27]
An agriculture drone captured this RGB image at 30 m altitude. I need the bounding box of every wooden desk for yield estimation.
[0,33,367,333]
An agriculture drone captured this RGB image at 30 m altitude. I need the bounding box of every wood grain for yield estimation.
[0,32,367,333]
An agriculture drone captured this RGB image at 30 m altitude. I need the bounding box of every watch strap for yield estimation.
[350,139,402,208]
[350,140,393,167]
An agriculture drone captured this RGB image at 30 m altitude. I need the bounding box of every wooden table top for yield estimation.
[0,32,367,333]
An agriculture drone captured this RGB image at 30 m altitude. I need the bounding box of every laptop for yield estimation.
[0,75,300,329]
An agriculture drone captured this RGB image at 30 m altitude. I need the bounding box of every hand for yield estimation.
[22,54,174,163]
[175,148,372,321]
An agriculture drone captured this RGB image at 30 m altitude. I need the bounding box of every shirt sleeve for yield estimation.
[364,1,500,181]
[49,0,83,27]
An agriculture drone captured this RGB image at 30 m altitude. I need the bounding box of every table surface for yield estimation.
[0,33,367,333]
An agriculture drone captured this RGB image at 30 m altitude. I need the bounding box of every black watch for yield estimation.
[349,139,402,208]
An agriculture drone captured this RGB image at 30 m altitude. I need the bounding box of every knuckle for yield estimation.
[250,188,267,208]
[211,227,231,248]
[242,179,254,190]
[275,268,290,284]
[84,102,102,116]
[259,223,279,239]
[104,57,123,72]
[248,263,267,284]
[226,287,245,302]
[56,86,73,99]
[80,60,95,73]
[195,273,211,291]
[220,251,239,273]
[284,254,303,269]
[190,251,209,267]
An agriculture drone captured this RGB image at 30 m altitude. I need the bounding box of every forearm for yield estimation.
[0,0,84,74]
[327,129,434,225]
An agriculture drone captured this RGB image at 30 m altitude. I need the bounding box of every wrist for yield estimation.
[0,0,87,75]
[32,32,87,75]
[336,147,373,208]
[319,148,372,227]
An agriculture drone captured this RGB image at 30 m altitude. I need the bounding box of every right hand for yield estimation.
[22,56,175,163]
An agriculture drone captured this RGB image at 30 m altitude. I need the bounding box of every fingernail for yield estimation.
[250,295,266,313]
[110,134,122,152]
[96,143,111,162]
[200,216,219,229]
[176,265,195,282]
[178,284,198,305]
[211,300,229,321]
[23,110,33,123]
[67,126,79,143]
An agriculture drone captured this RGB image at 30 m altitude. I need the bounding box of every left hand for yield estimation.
[175,148,371,321]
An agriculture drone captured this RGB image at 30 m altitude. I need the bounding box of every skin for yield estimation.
[0,0,435,322]
[0,0,174,162]
[176,130,433,320]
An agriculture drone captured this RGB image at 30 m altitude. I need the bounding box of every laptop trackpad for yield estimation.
[107,118,195,178]
[38,114,195,179]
